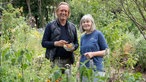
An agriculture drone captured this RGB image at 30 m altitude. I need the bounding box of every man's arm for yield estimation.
[41,24,55,48]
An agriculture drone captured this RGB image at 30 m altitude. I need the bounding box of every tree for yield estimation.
[12,0,64,28]
[119,0,146,40]
[26,0,31,16]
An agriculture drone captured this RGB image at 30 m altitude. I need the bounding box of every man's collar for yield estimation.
[56,19,68,27]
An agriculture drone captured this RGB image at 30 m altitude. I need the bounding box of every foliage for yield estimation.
[135,38,146,71]
[1,4,46,82]
[79,62,107,82]
[121,72,144,82]
[0,1,146,82]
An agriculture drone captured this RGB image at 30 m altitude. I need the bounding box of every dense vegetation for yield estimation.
[0,0,146,82]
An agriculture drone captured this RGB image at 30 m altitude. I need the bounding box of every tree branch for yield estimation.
[134,0,146,24]
[119,0,146,40]
[124,0,146,30]
[143,0,146,11]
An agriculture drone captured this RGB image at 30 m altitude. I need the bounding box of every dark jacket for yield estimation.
[41,19,78,64]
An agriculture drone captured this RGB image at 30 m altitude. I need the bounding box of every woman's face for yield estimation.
[82,19,92,32]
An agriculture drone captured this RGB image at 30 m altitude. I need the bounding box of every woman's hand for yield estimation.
[84,52,94,59]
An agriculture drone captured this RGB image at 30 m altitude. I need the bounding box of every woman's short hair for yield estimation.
[79,14,96,33]
[55,2,71,18]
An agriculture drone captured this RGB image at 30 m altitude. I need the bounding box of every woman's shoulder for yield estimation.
[81,33,85,37]
[94,30,104,35]
[94,30,102,33]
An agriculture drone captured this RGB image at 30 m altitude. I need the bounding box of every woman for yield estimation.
[79,14,108,82]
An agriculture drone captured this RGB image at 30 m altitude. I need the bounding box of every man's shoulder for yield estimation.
[68,21,74,24]
[46,20,57,28]
[67,21,75,27]
[47,20,56,25]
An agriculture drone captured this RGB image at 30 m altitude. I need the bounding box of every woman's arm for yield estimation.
[84,48,109,59]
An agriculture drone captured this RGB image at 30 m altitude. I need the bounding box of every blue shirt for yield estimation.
[80,30,108,71]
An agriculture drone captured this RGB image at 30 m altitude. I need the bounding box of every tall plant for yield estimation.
[1,4,44,81]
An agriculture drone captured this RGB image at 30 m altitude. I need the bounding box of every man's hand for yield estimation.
[54,40,68,47]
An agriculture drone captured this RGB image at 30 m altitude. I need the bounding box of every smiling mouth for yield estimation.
[84,26,90,27]
[61,15,66,17]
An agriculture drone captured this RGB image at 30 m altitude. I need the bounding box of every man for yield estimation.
[41,2,78,74]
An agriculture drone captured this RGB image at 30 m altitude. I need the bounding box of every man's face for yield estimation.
[56,5,69,21]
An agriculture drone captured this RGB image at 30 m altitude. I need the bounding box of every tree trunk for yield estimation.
[38,0,44,28]
[26,0,32,16]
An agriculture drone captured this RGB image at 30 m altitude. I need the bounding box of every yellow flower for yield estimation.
[18,73,22,78]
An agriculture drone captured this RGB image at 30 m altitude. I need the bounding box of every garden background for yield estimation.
[0,0,146,82]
